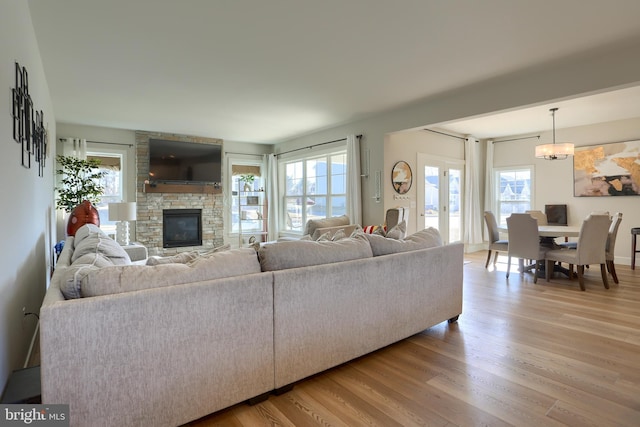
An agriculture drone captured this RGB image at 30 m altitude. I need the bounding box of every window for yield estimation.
[87,153,123,236]
[281,149,347,233]
[226,158,266,246]
[494,167,533,227]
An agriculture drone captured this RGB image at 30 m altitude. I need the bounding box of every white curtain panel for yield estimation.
[346,135,362,226]
[464,137,484,245]
[265,154,280,241]
[483,140,495,242]
[60,137,87,159]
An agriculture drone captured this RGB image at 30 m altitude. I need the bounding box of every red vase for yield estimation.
[66,200,100,236]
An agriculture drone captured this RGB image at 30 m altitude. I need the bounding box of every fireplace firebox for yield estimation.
[163,209,202,248]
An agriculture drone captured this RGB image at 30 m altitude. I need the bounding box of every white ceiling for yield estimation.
[27,0,640,144]
[435,85,640,139]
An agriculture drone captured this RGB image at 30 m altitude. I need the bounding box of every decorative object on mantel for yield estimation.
[535,107,574,160]
[109,202,137,245]
[55,155,106,212]
[391,161,412,194]
[11,62,48,176]
[573,139,640,196]
[240,174,255,192]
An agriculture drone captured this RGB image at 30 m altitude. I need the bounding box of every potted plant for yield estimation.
[239,174,255,192]
[55,155,107,212]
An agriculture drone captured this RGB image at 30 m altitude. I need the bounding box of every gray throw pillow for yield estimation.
[72,224,131,265]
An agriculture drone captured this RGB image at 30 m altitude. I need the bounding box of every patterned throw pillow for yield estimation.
[363,225,387,235]
[331,229,347,241]
[315,231,332,241]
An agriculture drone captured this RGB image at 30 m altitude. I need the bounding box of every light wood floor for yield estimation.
[185,251,640,427]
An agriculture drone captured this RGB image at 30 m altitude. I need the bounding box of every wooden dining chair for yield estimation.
[484,211,508,268]
[506,214,547,283]
[544,214,611,291]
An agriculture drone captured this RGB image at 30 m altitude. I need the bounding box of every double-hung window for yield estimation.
[494,166,533,227]
[87,152,124,236]
[281,148,347,234]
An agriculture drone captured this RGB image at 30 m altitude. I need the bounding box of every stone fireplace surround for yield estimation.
[136,131,224,256]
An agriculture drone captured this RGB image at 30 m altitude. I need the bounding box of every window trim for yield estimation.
[493,165,535,227]
[278,142,348,236]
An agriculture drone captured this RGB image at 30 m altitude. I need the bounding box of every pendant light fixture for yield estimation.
[535,107,574,160]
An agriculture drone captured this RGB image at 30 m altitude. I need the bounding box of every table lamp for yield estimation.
[108,202,137,245]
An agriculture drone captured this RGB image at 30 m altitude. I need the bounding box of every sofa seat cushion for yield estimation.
[365,227,443,256]
[258,233,372,271]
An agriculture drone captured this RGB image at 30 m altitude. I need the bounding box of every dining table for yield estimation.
[536,225,580,238]
[498,224,580,238]
[498,224,581,277]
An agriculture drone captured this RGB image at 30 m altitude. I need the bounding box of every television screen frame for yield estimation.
[148,139,222,184]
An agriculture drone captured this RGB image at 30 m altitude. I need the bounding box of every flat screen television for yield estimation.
[148,139,222,184]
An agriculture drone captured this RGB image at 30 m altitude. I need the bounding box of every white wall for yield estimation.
[0,0,56,391]
[493,116,640,265]
[385,130,465,235]
[276,37,640,227]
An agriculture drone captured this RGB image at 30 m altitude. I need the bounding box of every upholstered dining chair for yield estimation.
[605,212,623,284]
[525,210,548,225]
[506,213,548,283]
[544,214,612,291]
[484,211,508,268]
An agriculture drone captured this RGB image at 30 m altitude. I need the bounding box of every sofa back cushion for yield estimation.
[258,233,372,271]
[66,248,261,298]
[364,227,443,256]
[303,215,350,237]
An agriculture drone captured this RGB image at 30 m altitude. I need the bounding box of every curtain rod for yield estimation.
[59,138,133,148]
[423,128,467,141]
[492,135,540,144]
[277,134,362,157]
[224,151,264,157]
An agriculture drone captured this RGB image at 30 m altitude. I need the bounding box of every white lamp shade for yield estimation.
[535,142,574,159]
[108,202,137,221]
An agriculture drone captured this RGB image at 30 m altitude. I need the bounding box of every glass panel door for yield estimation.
[424,166,440,230]
[448,167,462,243]
[417,154,464,244]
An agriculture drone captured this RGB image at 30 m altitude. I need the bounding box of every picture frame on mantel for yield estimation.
[573,139,640,197]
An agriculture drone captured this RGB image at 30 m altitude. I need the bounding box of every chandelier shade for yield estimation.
[535,108,574,160]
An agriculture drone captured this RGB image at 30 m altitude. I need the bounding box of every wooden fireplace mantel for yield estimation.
[144,183,222,194]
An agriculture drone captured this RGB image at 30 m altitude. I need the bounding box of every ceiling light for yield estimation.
[535,108,574,160]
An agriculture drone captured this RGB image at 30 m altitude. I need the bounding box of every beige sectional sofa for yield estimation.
[41,224,463,427]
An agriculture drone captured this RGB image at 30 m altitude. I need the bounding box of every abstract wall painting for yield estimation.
[573,140,640,196]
